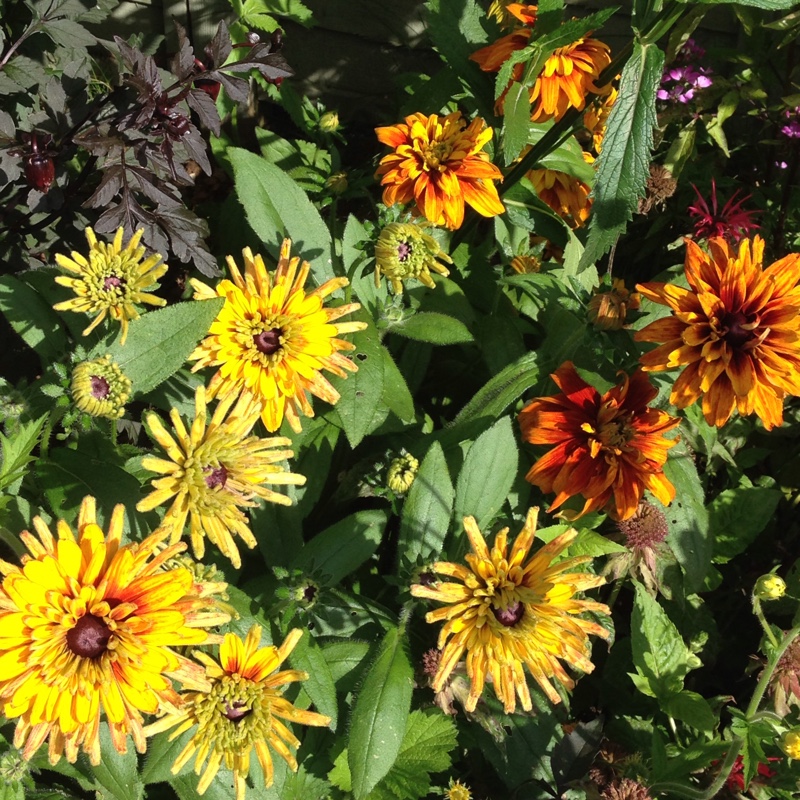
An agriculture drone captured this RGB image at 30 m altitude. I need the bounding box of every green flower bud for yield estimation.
[71,354,131,419]
[754,574,786,601]
[374,222,452,294]
[319,110,340,132]
[387,452,419,495]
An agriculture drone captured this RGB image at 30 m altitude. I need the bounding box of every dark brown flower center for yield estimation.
[204,465,228,489]
[90,375,110,399]
[103,276,124,290]
[66,613,112,658]
[492,600,524,627]
[721,311,755,348]
[224,701,251,723]
[253,327,283,355]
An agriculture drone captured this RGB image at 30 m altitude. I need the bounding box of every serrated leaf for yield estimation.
[289,631,338,730]
[87,298,223,397]
[45,18,96,48]
[292,509,386,585]
[503,81,531,166]
[710,486,781,564]
[348,625,414,800]
[228,147,333,281]
[328,312,385,449]
[579,42,664,270]
[398,441,454,563]
[630,582,696,700]
[0,415,47,493]
[0,275,66,361]
[389,312,473,345]
[454,416,518,530]
[87,724,144,800]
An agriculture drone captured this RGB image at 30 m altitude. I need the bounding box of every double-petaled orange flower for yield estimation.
[375,111,504,230]
[527,151,594,228]
[471,6,611,123]
[635,236,800,430]
[519,362,680,521]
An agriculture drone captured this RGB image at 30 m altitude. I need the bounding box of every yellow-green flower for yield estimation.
[411,507,609,713]
[387,452,419,494]
[754,574,786,601]
[781,729,800,760]
[144,626,331,800]
[71,354,131,419]
[53,227,167,344]
[446,778,472,800]
[374,222,453,293]
[189,239,367,433]
[319,110,340,133]
[137,385,306,568]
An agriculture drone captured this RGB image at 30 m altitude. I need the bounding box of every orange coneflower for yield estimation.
[518,362,680,521]
[375,111,505,230]
[527,152,594,228]
[635,236,800,430]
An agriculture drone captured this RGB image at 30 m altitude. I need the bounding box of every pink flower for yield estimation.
[687,179,759,243]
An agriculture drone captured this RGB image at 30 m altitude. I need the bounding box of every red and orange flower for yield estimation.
[519,362,680,521]
[375,111,504,230]
[527,152,594,228]
[635,236,800,430]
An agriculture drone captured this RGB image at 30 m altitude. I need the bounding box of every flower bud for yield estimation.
[781,729,800,760]
[71,355,132,419]
[588,278,640,331]
[325,171,348,194]
[754,574,786,601]
[387,452,419,495]
[319,110,340,133]
[374,222,452,293]
[24,153,55,192]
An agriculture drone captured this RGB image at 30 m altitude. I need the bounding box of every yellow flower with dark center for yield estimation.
[189,239,367,433]
[411,508,609,713]
[374,222,453,293]
[527,154,594,228]
[635,236,800,430]
[0,495,227,766]
[137,385,306,569]
[145,626,331,800]
[53,227,167,345]
[375,111,505,230]
[71,354,132,418]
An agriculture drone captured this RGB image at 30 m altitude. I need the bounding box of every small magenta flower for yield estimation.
[687,179,759,243]
[780,107,800,139]
[657,39,713,104]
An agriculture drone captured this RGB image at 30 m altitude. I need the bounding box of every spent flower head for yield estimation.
[375,222,452,293]
[588,279,640,331]
[53,227,167,345]
[70,354,131,419]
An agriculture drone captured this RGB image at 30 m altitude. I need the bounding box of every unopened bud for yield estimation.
[319,110,340,133]
[387,452,419,495]
[24,153,55,192]
[754,574,786,601]
[71,355,132,419]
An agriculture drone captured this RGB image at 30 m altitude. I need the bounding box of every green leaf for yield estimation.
[0,275,66,361]
[710,486,781,564]
[660,445,711,593]
[348,625,414,800]
[321,639,372,689]
[328,312,385,448]
[0,415,46,493]
[289,631,338,730]
[662,690,717,731]
[630,582,698,700]
[88,724,144,800]
[503,82,532,166]
[141,729,194,785]
[381,346,415,424]
[292,509,387,585]
[678,0,795,7]
[663,123,696,179]
[88,299,224,397]
[228,147,333,280]
[398,441,454,563]
[388,312,473,345]
[451,351,540,426]
[579,42,664,270]
[454,416,518,530]
[45,18,96,47]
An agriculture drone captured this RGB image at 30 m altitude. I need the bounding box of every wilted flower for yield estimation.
[588,279,640,330]
[70,354,131,419]
[375,222,452,293]
[637,164,677,215]
[53,227,167,345]
[375,111,504,230]
[601,778,653,800]
[411,507,609,712]
[636,236,800,430]
[770,637,800,716]
[519,362,680,521]
[688,180,759,243]
[189,238,367,433]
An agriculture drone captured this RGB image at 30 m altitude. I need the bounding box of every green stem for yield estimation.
[752,596,780,649]
[746,623,800,718]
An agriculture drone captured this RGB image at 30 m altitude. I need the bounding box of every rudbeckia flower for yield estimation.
[53,227,167,344]
[375,111,504,230]
[411,507,609,713]
[527,154,594,228]
[0,496,227,765]
[189,238,367,433]
[374,221,452,293]
[635,236,800,430]
[518,362,680,521]
[137,385,306,569]
[145,626,331,800]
